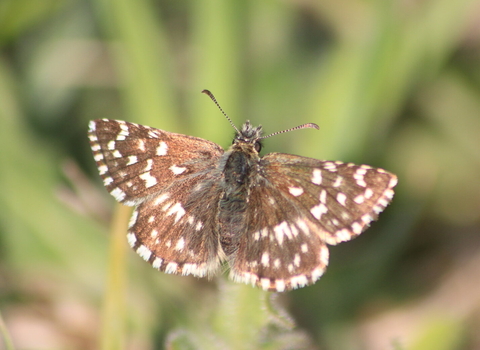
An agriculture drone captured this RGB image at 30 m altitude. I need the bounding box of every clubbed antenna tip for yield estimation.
[202,90,240,134]
[261,122,319,139]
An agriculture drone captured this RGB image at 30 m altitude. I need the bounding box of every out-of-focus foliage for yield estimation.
[0,0,479,349]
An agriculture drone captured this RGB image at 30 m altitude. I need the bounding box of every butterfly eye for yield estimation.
[254,141,262,152]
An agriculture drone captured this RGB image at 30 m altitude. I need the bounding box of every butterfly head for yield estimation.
[234,121,264,152]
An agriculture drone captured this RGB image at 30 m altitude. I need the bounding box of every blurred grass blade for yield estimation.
[0,312,15,350]
[100,204,132,350]
[189,0,245,143]
[212,282,269,349]
[94,0,177,130]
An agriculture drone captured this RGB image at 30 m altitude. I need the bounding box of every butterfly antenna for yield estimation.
[260,123,319,139]
[202,89,240,134]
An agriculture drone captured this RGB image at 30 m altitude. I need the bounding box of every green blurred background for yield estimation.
[1,0,479,349]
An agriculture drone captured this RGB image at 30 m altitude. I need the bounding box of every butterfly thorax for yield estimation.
[218,121,262,255]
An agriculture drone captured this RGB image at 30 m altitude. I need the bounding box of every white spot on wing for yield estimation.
[116,123,129,140]
[290,224,299,237]
[98,165,108,175]
[323,162,337,172]
[154,193,170,205]
[389,176,398,188]
[378,198,389,207]
[137,139,145,151]
[337,193,347,206]
[166,202,186,223]
[354,194,365,204]
[364,188,374,199]
[310,203,328,220]
[152,257,163,269]
[261,252,270,267]
[275,280,285,292]
[260,228,269,238]
[384,189,394,199]
[104,177,113,186]
[148,130,159,138]
[261,278,271,290]
[156,141,168,156]
[127,155,137,165]
[311,169,322,185]
[175,237,185,251]
[294,254,301,266]
[127,232,136,247]
[170,165,187,175]
[137,245,152,261]
[274,258,281,268]
[333,176,342,187]
[274,221,292,245]
[336,229,351,241]
[320,245,329,265]
[144,159,153,172]
[288,186,304,196]
[110,187,126,202]
[290,275,308,289]
[353,169,367,187]
[165,262,178,273]
[320,189,327,203]
[182,263,200,276]
[140,172,157,188]
[128,210,138,228]
[352,222,363,234]
[357,167,368,174]
[296,219,311,235]
[311,268,324,282]
[162,202,172,212]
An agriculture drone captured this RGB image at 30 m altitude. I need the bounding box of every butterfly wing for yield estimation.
[89,119,225,277]
[128,171,225,278]
[88,119,224,206]
[229,153,397,291]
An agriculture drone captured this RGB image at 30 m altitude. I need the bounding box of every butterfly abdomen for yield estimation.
[218,147,258,255]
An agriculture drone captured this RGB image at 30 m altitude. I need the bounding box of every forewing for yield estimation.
[230,153,397,291]
[88,119,223,205]
[127,171,224,278]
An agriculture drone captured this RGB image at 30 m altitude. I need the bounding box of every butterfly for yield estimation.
[88,90,397,292]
